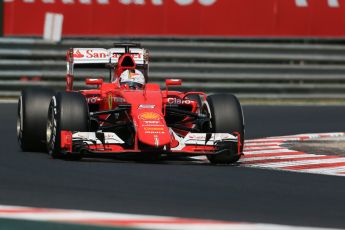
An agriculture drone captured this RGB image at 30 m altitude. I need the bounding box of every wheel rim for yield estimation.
[46,110,52,145]
[16,96,23,145]
[46,103,56,154]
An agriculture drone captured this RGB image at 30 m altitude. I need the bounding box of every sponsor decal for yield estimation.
[167,98,191,105]
[143,120,160,124]
[138,112,162,120]
[85,49,108,58]
[112,53,142,59]
[142,124,164,127]
[138,104,155,109]
[143,127,166,134]
[86,97,99,104]
[183,133,236,145]
[186,133,235,141]
[72,132,124,144]
[92,96,124,104]
[144,131,165,134]
[73,49,109,59]
[73,50,84,58]
[144,127,164,131]
[112,97,125,103]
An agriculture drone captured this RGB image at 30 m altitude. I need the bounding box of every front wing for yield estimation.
[59,130,242,159]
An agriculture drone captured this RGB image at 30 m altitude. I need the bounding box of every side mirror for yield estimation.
[85,78,103,86]
[166,79,182,86]
[165,79,182,96]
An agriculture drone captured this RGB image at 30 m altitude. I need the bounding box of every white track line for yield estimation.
[0,205,340,230]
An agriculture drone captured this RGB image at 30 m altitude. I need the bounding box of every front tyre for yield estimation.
[205,94,245,164]
[47,92,89,159]
[17,87,55,152]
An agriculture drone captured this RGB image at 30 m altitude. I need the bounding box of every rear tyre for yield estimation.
[17,87,55,152]
[205,94,245,164]
[47,92,89,159]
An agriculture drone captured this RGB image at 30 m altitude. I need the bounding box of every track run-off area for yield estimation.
[192,132,345,177]
[1,102,345,229]
[242,132,345,177]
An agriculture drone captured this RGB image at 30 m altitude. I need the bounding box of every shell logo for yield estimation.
[138,112,161,120]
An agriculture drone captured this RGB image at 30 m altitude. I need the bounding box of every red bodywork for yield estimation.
[60,46,241,159]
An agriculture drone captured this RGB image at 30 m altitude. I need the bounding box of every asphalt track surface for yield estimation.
[1,103,345,228]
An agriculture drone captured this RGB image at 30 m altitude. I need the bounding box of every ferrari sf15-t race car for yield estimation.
[17,43,245,164]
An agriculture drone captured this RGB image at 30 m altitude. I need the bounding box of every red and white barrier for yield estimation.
[4,0,345,37]
[43,13,63,42]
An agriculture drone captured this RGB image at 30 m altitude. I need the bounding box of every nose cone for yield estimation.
[121,89,170,149]
[136,111,171,148]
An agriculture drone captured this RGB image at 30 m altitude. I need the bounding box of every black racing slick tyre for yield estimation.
[205,94,245,164]
[47,92,89,159]
[17,87,55,152]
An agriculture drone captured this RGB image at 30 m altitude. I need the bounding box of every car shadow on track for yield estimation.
[17,149,242,167]
[69,156,241,167]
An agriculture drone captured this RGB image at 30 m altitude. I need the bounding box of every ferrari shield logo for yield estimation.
[108,94,113,109]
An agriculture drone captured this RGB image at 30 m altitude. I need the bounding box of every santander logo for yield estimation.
[73,50,84,58]
[73,49,108,59]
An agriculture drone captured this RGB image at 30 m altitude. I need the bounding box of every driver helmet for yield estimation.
[119,69,145,90]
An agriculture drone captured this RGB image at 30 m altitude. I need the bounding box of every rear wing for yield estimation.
[66,45,149,90]
[66,47,149,71]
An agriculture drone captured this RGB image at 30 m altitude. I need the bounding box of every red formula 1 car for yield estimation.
[17,43,244,164]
